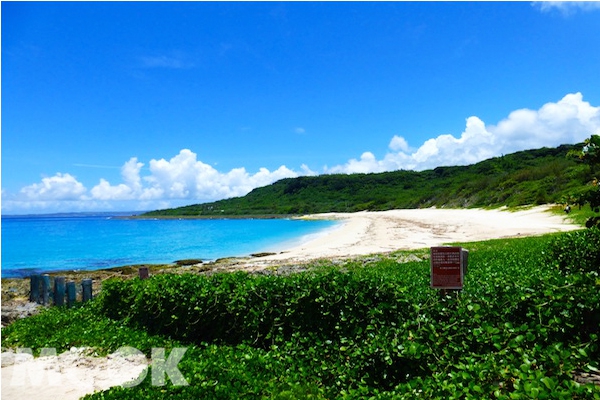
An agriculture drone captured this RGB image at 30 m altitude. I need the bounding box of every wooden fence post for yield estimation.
[41,274,51,305]
[66,281,77,307]
[29,275,40,303]
[81,279,93,302]
[54,276,66,306]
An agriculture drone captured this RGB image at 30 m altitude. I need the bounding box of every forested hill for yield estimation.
[143,144,590,217]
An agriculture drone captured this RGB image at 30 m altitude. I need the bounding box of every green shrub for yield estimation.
[95,266,420,349]
[545,228,600,275]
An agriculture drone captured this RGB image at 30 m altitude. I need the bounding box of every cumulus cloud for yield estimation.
[87,149,300,203]
[389,135,410,153]
[3,150,302,213]
[140,149,299,200]
[20,173,87,201]
[90,158,144,200]
[326,92,600,174]
[326,152,383,174]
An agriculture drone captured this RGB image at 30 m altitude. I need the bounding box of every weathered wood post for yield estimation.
[66,281,77,307]
[54,276,66,306]
[29,274,40,303]
[41,274,51,305]
[139,267,149,280]
[81,279,93,302]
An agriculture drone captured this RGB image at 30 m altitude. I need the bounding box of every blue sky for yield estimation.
[2,1,600,214]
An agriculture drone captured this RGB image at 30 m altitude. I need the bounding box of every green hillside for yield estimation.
[143,144,590,217]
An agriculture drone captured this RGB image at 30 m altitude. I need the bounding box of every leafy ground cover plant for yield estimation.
[545,227,600,275]
[2,234,599,399]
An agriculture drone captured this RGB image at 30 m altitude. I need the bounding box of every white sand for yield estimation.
[1,347,148,400]
[243,205,580,269]
[0,206,581,399]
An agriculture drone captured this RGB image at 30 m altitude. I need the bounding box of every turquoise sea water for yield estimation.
[0,213,339,278]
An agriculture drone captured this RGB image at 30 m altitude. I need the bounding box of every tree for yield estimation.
[568,134,600,227]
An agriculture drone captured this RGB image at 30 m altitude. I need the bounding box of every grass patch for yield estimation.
[552,203,600,227]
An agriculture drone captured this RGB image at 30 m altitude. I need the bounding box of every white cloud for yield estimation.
[389,135,410,152]
[20,173,87,200]
[326,92,600,174]
[90,158,144,200]
[122,158,144,191]
[90,149,299,202]
[533,1,600,14]
[492,92,599,153]
[143,149,287,200]
[327,152,385,174]
[3,150,302,214]
[90,179,133,200]
[300,164,318,176]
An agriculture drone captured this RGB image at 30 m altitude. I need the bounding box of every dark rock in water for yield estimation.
[174,259,204,266]
[250,252,277,258]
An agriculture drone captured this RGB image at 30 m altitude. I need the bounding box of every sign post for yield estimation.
[139,267,150,280]
[430,246,467,290]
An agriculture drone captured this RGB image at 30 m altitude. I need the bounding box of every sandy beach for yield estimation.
[1,205,584,399]
[1,348,148,400]
[239,205,581,270]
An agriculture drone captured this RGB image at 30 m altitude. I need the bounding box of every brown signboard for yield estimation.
[430,246,465,290]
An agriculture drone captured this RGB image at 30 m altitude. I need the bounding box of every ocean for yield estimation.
[0,213,339,278]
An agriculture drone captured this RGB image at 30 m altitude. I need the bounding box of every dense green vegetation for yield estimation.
[143,144,590,216]
[568,135,600,227]
[3,231,599,399]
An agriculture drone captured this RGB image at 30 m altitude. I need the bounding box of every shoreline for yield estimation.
[121,213,301,220]
[1,205,581,310]
[2,205,580,278]
[232,205,581,271]
[1,214,338,280]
